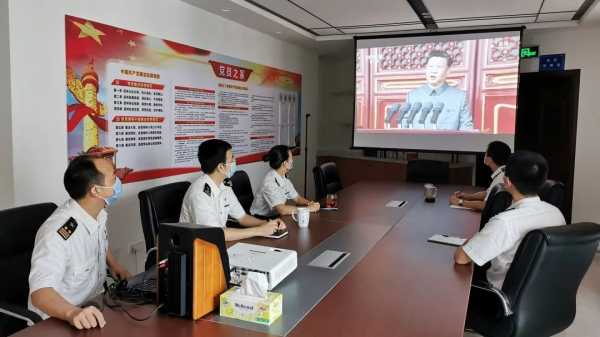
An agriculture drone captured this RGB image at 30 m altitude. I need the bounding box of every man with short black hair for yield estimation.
[403,50,474,130]
[180,139,287,241]
[29,155,130,330]
[450,140,512,210]
[454,151,565,288]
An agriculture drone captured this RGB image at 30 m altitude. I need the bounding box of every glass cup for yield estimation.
[424,183,438,203]
[325,193,338,208]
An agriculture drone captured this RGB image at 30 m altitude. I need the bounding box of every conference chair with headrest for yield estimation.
[0,202,58,336]
[313,162,343,200]
[538,179,566,216]
[138,181,191,270]
[480,184,513,231]
[467,222,600,337]
[230,170,253,214]
[406,159,450,184]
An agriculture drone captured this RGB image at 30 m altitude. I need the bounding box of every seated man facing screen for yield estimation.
[449,140,512,210]
[29,155,130,330]
[251,145,320,218]
[454,151,566,289]
[180,139,286,241]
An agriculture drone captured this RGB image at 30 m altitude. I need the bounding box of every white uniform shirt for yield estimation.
[28,199,108,319]
[180,173,246,227]
[484,165,506,201]
[250,169,299,217]
[463,196,565,288]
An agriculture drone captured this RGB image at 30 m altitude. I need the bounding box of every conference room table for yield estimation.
[14,181,481,337]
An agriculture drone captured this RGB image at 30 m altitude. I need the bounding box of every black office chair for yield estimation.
[406,159,450,184]
[538,180,566,216]
[313,162,343,200]
[0,202,57,336]
[230,170,254,214]
[138,181,190,270]
[480,184,513,230]
[467,222,600,337]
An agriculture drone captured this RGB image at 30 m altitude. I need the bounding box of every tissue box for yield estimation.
[219,287,282,325]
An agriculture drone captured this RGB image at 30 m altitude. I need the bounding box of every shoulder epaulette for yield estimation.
[203,183,212,196]
[57,217,78,240]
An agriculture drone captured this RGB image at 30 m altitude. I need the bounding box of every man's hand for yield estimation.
[449,193,461,206]
[107,250,131,280]
[270,218,287,231]
[454,247,473,265]
[256,219,287,237]
[110,263,131,281]
[65,306,106,330]
[307,202,320,212]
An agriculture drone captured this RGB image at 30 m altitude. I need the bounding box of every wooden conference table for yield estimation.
[14,181,481,337]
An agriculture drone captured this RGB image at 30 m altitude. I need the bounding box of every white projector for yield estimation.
[227,243,297,290]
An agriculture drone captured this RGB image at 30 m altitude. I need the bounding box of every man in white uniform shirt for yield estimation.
[454,151,566,289]
[449,141,512,211]
[28,156,130,330]
[180,139,286,241]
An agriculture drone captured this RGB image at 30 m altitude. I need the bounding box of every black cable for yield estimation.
[101,275,162,322]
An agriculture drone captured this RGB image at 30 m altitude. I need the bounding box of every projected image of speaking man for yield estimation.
[405,50,474,131]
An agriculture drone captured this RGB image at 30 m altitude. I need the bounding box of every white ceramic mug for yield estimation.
[292,207,310,228]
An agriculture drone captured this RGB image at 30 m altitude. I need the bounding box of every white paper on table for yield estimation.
[450,205,473,210]
[428,234,467,247]
[385,200,407,208]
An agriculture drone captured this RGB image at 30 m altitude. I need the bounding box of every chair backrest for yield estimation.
[538,179,566,215]
[230,170,253,214]
[406,159,450,184]
[502,222,600,337]
[480,184,513,230]
[138,181,191,255]
[313,162,343,200]
[0,203,57,306]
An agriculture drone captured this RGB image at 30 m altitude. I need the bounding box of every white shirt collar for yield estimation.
[511,196,541,209]
[204,173,223,195]
[270,169,285,183]
[491,165,505,180]
[68,199,103,234]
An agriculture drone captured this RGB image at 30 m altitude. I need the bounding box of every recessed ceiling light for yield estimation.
[222,8,232,12]
[276,31,282,34]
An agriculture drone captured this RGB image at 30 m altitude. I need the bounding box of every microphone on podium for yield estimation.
[430,102,445,125]
[397,102,412,121]
[384,105,398,124]
[406,102,422,127]
[418,102,434,124]
[384,102,411,128]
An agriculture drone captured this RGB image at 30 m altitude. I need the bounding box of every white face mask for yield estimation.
[286,159,293,171]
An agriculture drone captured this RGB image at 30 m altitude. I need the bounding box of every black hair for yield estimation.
[263,145,291,170]
[505,151,548,196]
[198,139,232,174]
[64,155,105,200]
[486,141,512,166]
[426,50,452,67]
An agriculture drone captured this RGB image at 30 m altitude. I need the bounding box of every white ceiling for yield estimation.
[183,0,600,52]
[280,0,421,28]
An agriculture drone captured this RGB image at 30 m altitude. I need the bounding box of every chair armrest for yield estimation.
[472,281,513,316]
[0,301,43,326]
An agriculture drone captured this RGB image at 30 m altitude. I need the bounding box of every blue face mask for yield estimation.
[97,177,122,206]
[226,161,237,178]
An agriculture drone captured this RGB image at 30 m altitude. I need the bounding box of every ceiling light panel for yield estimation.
[291,0,421,27]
